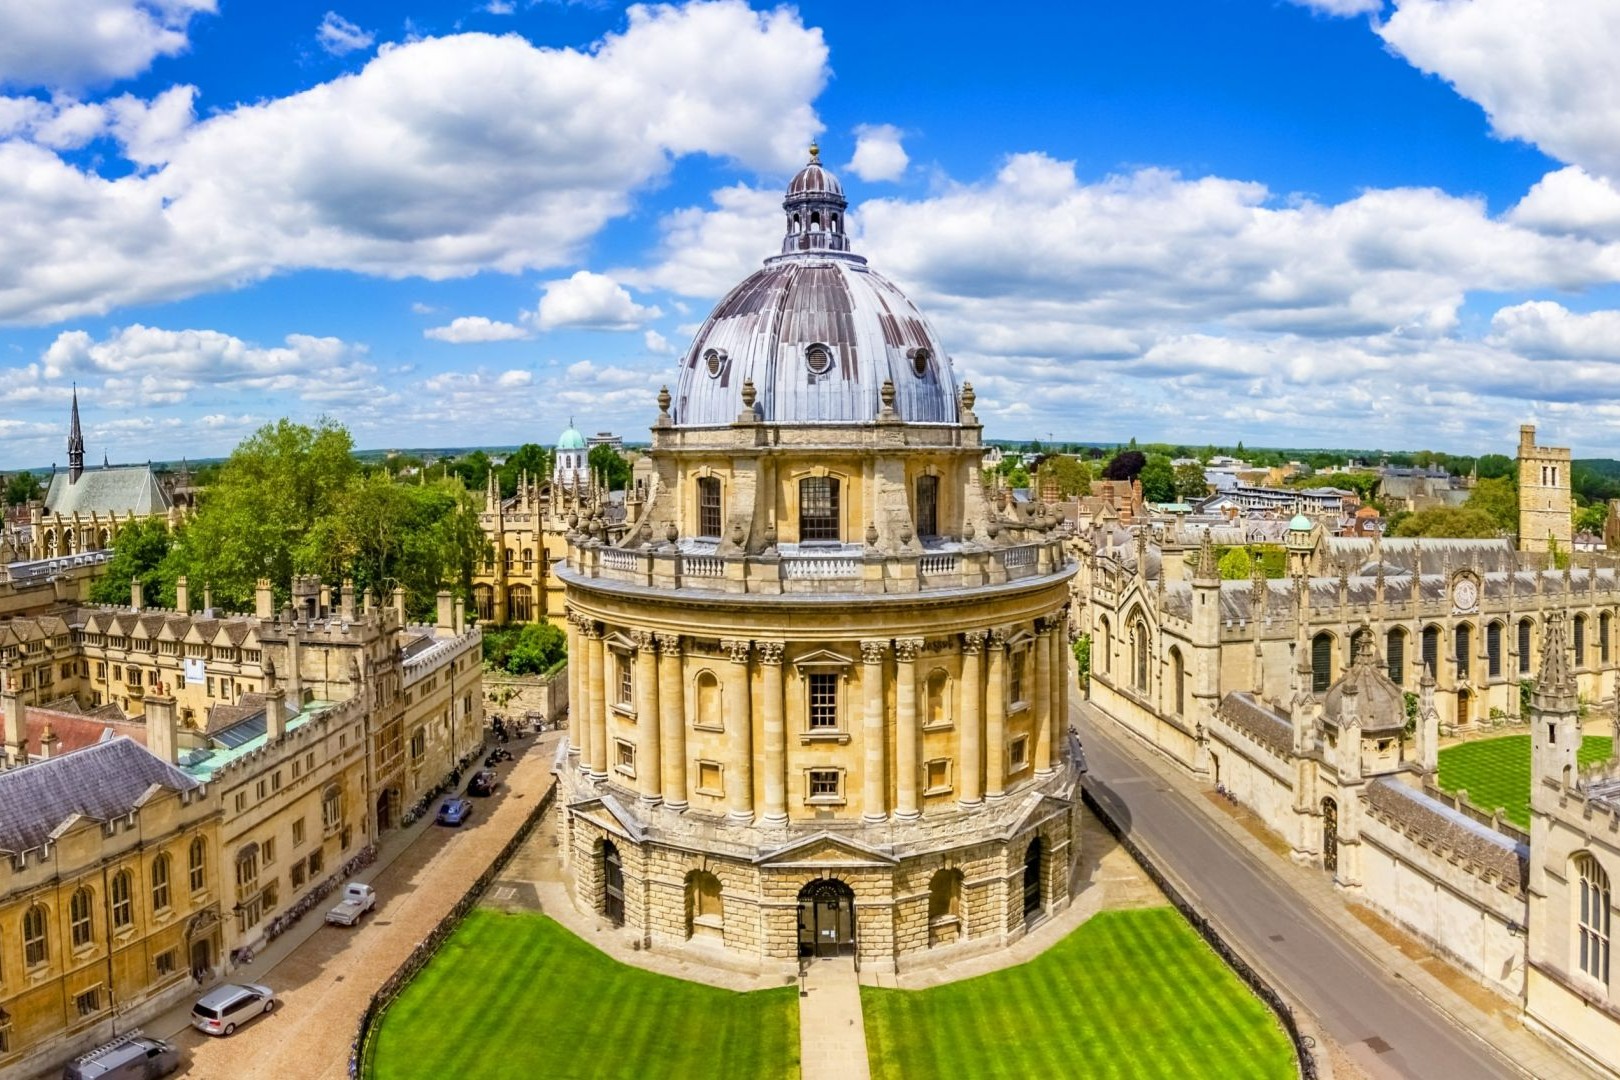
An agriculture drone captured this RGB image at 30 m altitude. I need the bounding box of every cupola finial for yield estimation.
[808,141,819,162]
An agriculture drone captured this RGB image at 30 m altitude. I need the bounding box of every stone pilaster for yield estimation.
[656,634,687,810]
[985,630,1007,800]
[959,632,984,807]
[723,639,754,823]
[1034,619,1054,776]
[1052,611,1069,760]
[758,641,787,825]
[862,639,889,822]
[633,632,661,805]
[587,622,607,780]
[894,638,923,818]
[566,611,583,760]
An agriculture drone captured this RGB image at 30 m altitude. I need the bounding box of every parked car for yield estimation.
[436,797,472,826]
[190,983,275,1037]
[324,881,377,926]
[63,1031,179,1080]
[467,770,497,797]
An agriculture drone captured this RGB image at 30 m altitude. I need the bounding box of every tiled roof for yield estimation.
[1364,778,1526,890]
[0,737,199,854]
[24,706,147,757]
[42,465,172,517]
[1214,692,1293,757]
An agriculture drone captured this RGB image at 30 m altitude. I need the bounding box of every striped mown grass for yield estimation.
[1437,734,1612,828]
[861,906,1295,1080]
[368,910,799,1080]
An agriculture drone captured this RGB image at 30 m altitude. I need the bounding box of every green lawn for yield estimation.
[861,907,1296,1080]
[1437,735,1613,828]
[368,910,799,1080]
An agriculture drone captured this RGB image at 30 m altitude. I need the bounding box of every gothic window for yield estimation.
[1311,632,1333,694]
[23,906,47,968]
[1421,626,1439,679]
[70,887,93,949]
[1577,853,1611,984]
[521,548,533,572]
[1133,621,1150,694]
[1169,647,1185,716]
[698,477,722,538]
[151,854,171,912]
[1455,624,1471,680]
[507,584,532,622]
[1519,618,1534,675]
[472,585,494,623]
[111,871,133,931]
[915,475,939,538]
[189,836,207,893]
[1487,623,1503,679]
[1604,612,1614,665]
[807,672,838,729]
[1576,615,1588,669]
[799,477,840,542]
[1097,617,1111,674]
[1386,628,1406,686]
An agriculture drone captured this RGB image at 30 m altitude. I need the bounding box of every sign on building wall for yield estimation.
[183,657,206,685]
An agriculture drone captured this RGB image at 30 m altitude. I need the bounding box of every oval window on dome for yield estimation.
[805,343,833,376]
[704,348,727,378]
[908,346,931,377]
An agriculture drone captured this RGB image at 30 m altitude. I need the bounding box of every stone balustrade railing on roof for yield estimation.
[561,538,1070,597]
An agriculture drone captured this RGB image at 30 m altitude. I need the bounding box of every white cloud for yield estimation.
[1287,0,1382,15]
[104,84,196,166]
[534,270,660,331]
[624,183,781,297]
[1486,300,1620,361]
[424,316,530,343]
[1379,0,1620,182]
[0,0,216,92]
[847,123,908,182]
[495,369,531,387]
[317,11,374,57]
[643,329,675,355]
[485,1,515,13]
[0,1,829,324]
[410,301,437,314]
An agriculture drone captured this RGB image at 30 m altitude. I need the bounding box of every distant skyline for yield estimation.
[4,1,1620,465]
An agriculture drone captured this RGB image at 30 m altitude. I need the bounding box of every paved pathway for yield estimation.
[799,958,871,1080]
[1077,700,1604,1080]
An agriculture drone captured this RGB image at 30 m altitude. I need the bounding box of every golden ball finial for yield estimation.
[808,141,820,162]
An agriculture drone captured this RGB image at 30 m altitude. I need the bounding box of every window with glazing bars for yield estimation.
[1487,623,1502,678]
[808,673,838,729]
[1576,617,1587,667]
[916,475,939,537]
[1386,630,1404,685]
[799,477,840,541]
[1519,619,1533,674]
[698,477,722,538]
[1421,627,1438,678]
[1455,624,1471,679]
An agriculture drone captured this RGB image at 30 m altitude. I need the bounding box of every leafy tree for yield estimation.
[1388,507,1501,539]
[3,471,42,506]
[90,519,173,606]
[1138,455,1176,503]
[1475,453,1514,480]
[1037,455,1092,498]
[1217,546,1252,580]
[1464,476,1518,535]
[1575,503,1608,535]
[483,622,568,675]
[1173,462,1209,501]
[1101,450,1146,482]
[498,443,552,498]
[1072,635,1090,692]
[588,443,632,491]
[448,450,491,493]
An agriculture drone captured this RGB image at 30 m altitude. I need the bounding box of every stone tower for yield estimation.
[1530,613,1580,800]
[1517,424,1571,555]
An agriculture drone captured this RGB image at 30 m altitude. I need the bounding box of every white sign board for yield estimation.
[183,657,206,685]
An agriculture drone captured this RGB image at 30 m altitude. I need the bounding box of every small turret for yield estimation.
[1530,613,1580,798]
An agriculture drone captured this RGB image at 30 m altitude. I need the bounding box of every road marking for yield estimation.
[493,886,516,901]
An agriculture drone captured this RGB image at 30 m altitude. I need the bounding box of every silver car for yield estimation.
[190,983,275,1036]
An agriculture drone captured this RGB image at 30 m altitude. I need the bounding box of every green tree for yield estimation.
[1575,503,1608,535]
[588,444,632,491]
[448,449,492,493]
[1072,635,1090,692]
[3,471,42,506]
[1173,462,1209,501]
[483,622,568,675]
[1138,455,1176,503]
[1475,453,1514,480]
[1464,476,1518,534]
[1388,507,1501,539]
[90,518,174,606]
[497,443,552,498]
[1217,546,1252,580]
[1037,455,1093,498]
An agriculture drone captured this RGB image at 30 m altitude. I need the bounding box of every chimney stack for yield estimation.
[286,627,304,710]
[145,691,179,764]
[202,583,213,613]
[264,686,287,742]
[3,687,25,765]
[175,575,189,613]
[38,724,59,759]
[319,582,332,616]
[340,579,356,621]
[436,590,454,637]
[453,596,465,636]
[131,578,144,610]
[363,587,376,615]
[392,586,406,626]
[255,578,274,620]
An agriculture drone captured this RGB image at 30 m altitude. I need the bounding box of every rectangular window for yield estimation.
[696,761,723,796]
[207,676,215,698]
[292,818,305,847]
[808,672,839,729]
[617,654,634,707]
[272,770,282,792]
[410,728,426,762]
[615,739,635,777]
[235,792,247,813]
[916,475,939,538]
[75,987,102,1018]
[698,476,722,538]
[263,838,276,866]
[290,861,306,889]
[155,949,177,976]
[1010,651,1027,705]
[799,476,841,542]
[309,848,324,876]
[807,769,841,802]
[1009,735,1029,772]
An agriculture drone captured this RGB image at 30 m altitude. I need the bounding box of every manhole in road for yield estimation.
[1268,934,1284,942]
[1364,1036,1393,1055]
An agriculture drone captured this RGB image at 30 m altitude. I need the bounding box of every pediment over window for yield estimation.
[755,832,896,867]
[791,648,856,674]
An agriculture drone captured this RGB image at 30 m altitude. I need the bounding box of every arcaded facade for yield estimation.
[557,149,1080,973]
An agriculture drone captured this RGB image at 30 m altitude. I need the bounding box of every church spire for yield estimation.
[67,384,84,484]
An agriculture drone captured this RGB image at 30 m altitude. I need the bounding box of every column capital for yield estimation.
[630,630,656,652]
[961,631,986,655]
[986,628,1008,652]
[894,638,924,663]
[581,619,603,639]
[860,639,889,665]
[757,641,785,665]
[721,638,752,664]
[654,632,683,654]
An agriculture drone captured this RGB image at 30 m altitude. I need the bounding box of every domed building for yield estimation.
[554,422,589,492]
[556,147,1081,972]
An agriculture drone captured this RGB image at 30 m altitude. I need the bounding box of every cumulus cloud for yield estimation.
[534,271,660,331]
[0,0,216,92]
[424,316,530,343]
[624,183,781,297]
[1486,300,1620,361]
[485,1,514,12]
[0,1,828,324]
[316,12,374,56]
[643,329,675,354]
[847,123,908,182]
[1287,0,1382,15]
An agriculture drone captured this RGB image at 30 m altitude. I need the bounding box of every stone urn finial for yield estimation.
[764,519,778,547]
[899,521,913,545]
[740,378,757,409]
[865,521,880,546]
[665,521,678,543]
[567,511,579,530]
[657,384,671,414]
[987,519,1001,539]
[961,382,976,411]
[731,522,745,545]
[963,521,975,541]
[880,379,896,410]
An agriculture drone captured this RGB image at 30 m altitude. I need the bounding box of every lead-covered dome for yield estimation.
[673,147,959,427]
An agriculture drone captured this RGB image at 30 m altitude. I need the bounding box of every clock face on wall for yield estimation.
[1452,579,1478,612]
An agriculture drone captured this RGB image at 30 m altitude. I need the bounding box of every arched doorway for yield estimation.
[375,787,399,832]
[1322,798,1338,874]
[602,841,625,926]
[797,879,856,959]
[1456,689,1472,728]
[1023,837,1044,922]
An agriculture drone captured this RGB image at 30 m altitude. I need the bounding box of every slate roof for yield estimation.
[1364,777,1527,890]
[43,464,172,517]
[1214,692,1294,757]
[0,736,199,854]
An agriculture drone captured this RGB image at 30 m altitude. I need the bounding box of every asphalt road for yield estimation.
[1075,711,1517,1080]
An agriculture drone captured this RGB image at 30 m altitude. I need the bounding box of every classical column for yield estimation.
[1053,615,1070,763]
[895,638,923,819]
[566,612,583,760]
[861,639,889,822]
[587,623,607,780]
[985,630,1007,800]
[759,642,788,825]
[657,634,687,810]
[959,633,984,807]
[1034,619,1054,776]
[723,639,754,823]
[634,632,661,805]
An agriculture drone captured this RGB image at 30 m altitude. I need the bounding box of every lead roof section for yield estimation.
[0,736,199,854]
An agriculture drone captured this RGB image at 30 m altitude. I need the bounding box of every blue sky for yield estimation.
[5,0,1620,466]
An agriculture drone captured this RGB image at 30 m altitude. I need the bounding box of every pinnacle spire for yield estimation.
[67,383,84,483]
[1195,529,1218,580]
[1533,613,1578,712]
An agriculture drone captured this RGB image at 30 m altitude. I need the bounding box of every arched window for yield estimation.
[1604,612,1613,665]
[1169,647,1185,716]
[915,475,939,537]
[799,477,840,542]
[927,868,963,946]
[1487,622,1503,679]
[1097,617,1111,674]
[1132,620,1150,693]
[1311,632,1333,694]
[1519,618,1534,675]
[189,836,207,893]
[1455,624,1472,680]
[472,584,494,623]
[925,669,949,727]
[697,477,722,538]
[70,887,93,949]
[1575,615,1588,669]
[1577,853,1611,983]
[22,905,47,968]
[695,671,722,729]
[1386,628,1406,685]
[111,870,133,931]
[507,585,532,623]
[1421,625,1439,679]
[152,853,172,912]
[686,870,723,940]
